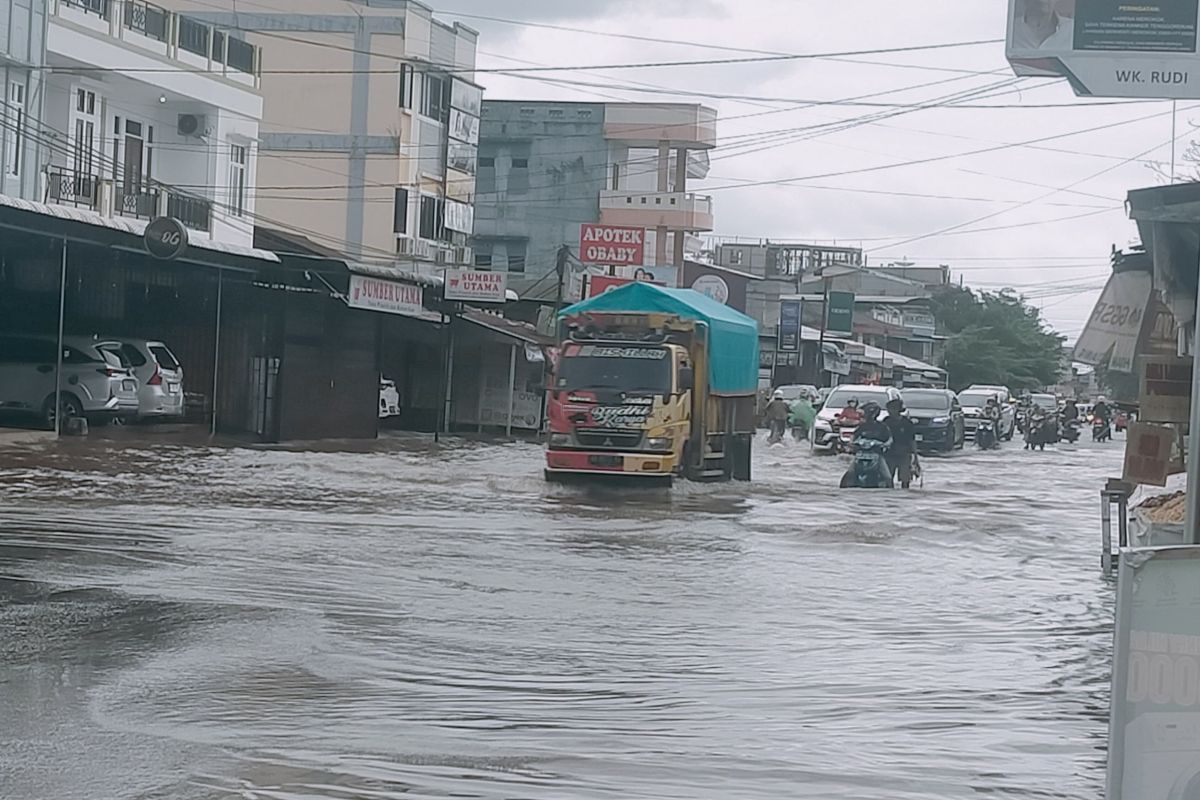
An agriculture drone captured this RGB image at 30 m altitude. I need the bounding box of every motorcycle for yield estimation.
[833,421,858,454]
[976,419,1000,450]
[840,438,894,489]
[1024,416,1055,451]
[1093,417,1112,443]
[767,419,787,445]
[1060,417,1082,443]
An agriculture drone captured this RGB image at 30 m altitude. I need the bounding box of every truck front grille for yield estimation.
[575,429,644,450]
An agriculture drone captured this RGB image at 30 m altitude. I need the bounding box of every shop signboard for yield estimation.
[444,269,507,304]
[1108,547,1200,798]
[579,223,646,266]
[1141,355,1193,423]
[586,274,666,298]
[826,291,855,335]
[444,198,474,235]
[779,299,801,353]
[620,264,677,287]
[691,274,730,305]
[1007,0,1200,98]
[348,274,424,317]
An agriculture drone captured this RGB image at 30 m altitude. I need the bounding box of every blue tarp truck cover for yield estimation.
[559,282,760,396]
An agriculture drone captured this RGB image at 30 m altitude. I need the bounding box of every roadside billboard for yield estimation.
[444,269,507,304]
[579,223,646,266]
[779,299,801,353]
[826,291,855,335]
[1007,0,1200,98]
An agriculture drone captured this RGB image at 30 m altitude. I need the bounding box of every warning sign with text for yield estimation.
[579,224,646,266]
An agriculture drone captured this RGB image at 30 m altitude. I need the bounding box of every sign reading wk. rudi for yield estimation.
[1007,0,1200,99]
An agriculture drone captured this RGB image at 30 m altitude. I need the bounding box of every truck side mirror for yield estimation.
[679,367,694,393]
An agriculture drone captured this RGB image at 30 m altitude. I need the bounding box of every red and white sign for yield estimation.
[586,274,666,298]
[348,274,424,317]
[444,269,508,303]
[579,223,646,266]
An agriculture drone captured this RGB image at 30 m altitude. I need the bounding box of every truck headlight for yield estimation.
[647,437,674,451]
[549,433,572,448]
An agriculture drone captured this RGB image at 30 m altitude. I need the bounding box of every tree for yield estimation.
[931,286,1066,391]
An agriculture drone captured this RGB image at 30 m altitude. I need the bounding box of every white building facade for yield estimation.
[36,0,262,248]
[1,0,49,201]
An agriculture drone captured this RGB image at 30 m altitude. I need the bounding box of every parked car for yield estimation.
[959,388,1016,441]
[95,338,184,419]
[901,388,965,452]
[812,384,902,454]
[379,377,401,419]
[0,334,139,427]
[776,384,819,401]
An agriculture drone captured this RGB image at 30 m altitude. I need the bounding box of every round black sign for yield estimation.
[144,216,189,260]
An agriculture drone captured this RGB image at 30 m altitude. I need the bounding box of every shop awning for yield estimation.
[461,309,554,347]
[0,193,279,271]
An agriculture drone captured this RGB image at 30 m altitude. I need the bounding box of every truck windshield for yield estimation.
[556,345,672,393]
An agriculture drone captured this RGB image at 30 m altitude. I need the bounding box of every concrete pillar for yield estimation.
[673,230,685,270]
[675,148,688,194]
[657,141,670,192]
[655,226,667,266]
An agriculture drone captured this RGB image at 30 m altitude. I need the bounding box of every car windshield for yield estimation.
[901,390,950,411]
[958,391,996,407]
[1031,394,1057,410]
[824,388,891,409]
[556,344,671,393]
[777,386,812,400]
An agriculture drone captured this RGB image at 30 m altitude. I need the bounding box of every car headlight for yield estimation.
[647,437,674,451]
[549,433,572,447]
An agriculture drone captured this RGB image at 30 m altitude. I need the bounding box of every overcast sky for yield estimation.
[439,0,1188,340]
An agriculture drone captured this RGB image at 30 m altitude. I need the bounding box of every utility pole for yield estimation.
[554,244,570,316]
[817,270,831,388]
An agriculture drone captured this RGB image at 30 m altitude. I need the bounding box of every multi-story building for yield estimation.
[36,0,262,247]
[168,0,481,270]
[1,0,48,201]
[473,100,717,294]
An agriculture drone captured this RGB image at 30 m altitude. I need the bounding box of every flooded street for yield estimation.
[0,434,1121,800]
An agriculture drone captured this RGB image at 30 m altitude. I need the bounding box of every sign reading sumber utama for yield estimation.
[1007,0,1200,98]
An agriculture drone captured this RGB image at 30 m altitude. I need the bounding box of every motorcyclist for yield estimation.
[1093,396,1112,424]
[835,397,864,428]
[1025,404,1048,450]
[883,398,917,489]
[983,396,1003,440]
[765,390,790,440]
[789,391,816,442]
[852,402,894,487]
[1062,399,1079,422]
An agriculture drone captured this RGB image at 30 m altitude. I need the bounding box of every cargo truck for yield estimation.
[545,282,760,482]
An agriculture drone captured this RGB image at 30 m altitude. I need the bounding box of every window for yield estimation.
[421,72,449,121]
[507,251,526,273]
[478,157,495,167]
[6,82,24,176]
[727,249,743,266]
[393,187,408,234]
[509,157,529,195]
[611,163,619,190]
[419,195,443,240]
[211,30,226,63]
[399,63,414,109]
[477,156,496,195]
[229,143,247,217]
[474,246,492,269]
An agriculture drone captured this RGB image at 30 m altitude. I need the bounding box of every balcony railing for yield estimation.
[47,168,99,209]
[62,0,108,19]
[115,184,160,220]
[166,190,212,232]
[123,0,168,42]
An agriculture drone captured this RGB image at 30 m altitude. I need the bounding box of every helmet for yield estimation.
[847,397,859,407]
[772,389,784,400]
[1098,395,1107,404]
[862,401,881,418]
[886,397,904,411]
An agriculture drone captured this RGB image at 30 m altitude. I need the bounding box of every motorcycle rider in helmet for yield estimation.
[765,389,790,441]
[852,402,894,487]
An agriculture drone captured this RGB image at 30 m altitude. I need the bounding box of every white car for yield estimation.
[96,338,185,419]
[959,388,1016,441]
[812,384,902,454]
[379,378,401,419]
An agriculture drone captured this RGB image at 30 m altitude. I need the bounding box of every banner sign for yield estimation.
[1074,270,1154,372]
[444,198,474,234]
[1108,547,1200,798]
[779,299,801,353]
[444,269,507,304]
[579,224,646,266]
[1007,0,1200,98]
[1123,422,1175,486]
[348,274,424,317]
[1140,355,1193,423]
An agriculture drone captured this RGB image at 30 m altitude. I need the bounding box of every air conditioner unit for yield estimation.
[396,236,416,256]
[434,248,451,265]
[177,114,207,138]
[453,246,472,265]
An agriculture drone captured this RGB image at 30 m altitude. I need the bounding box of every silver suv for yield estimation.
[0,334,140,427]
[95,338,185,419]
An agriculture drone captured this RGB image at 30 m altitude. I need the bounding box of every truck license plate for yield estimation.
[588,455,622,467]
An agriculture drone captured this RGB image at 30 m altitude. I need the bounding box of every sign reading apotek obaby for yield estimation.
[579,223,646,266]
[444,269,508,303]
